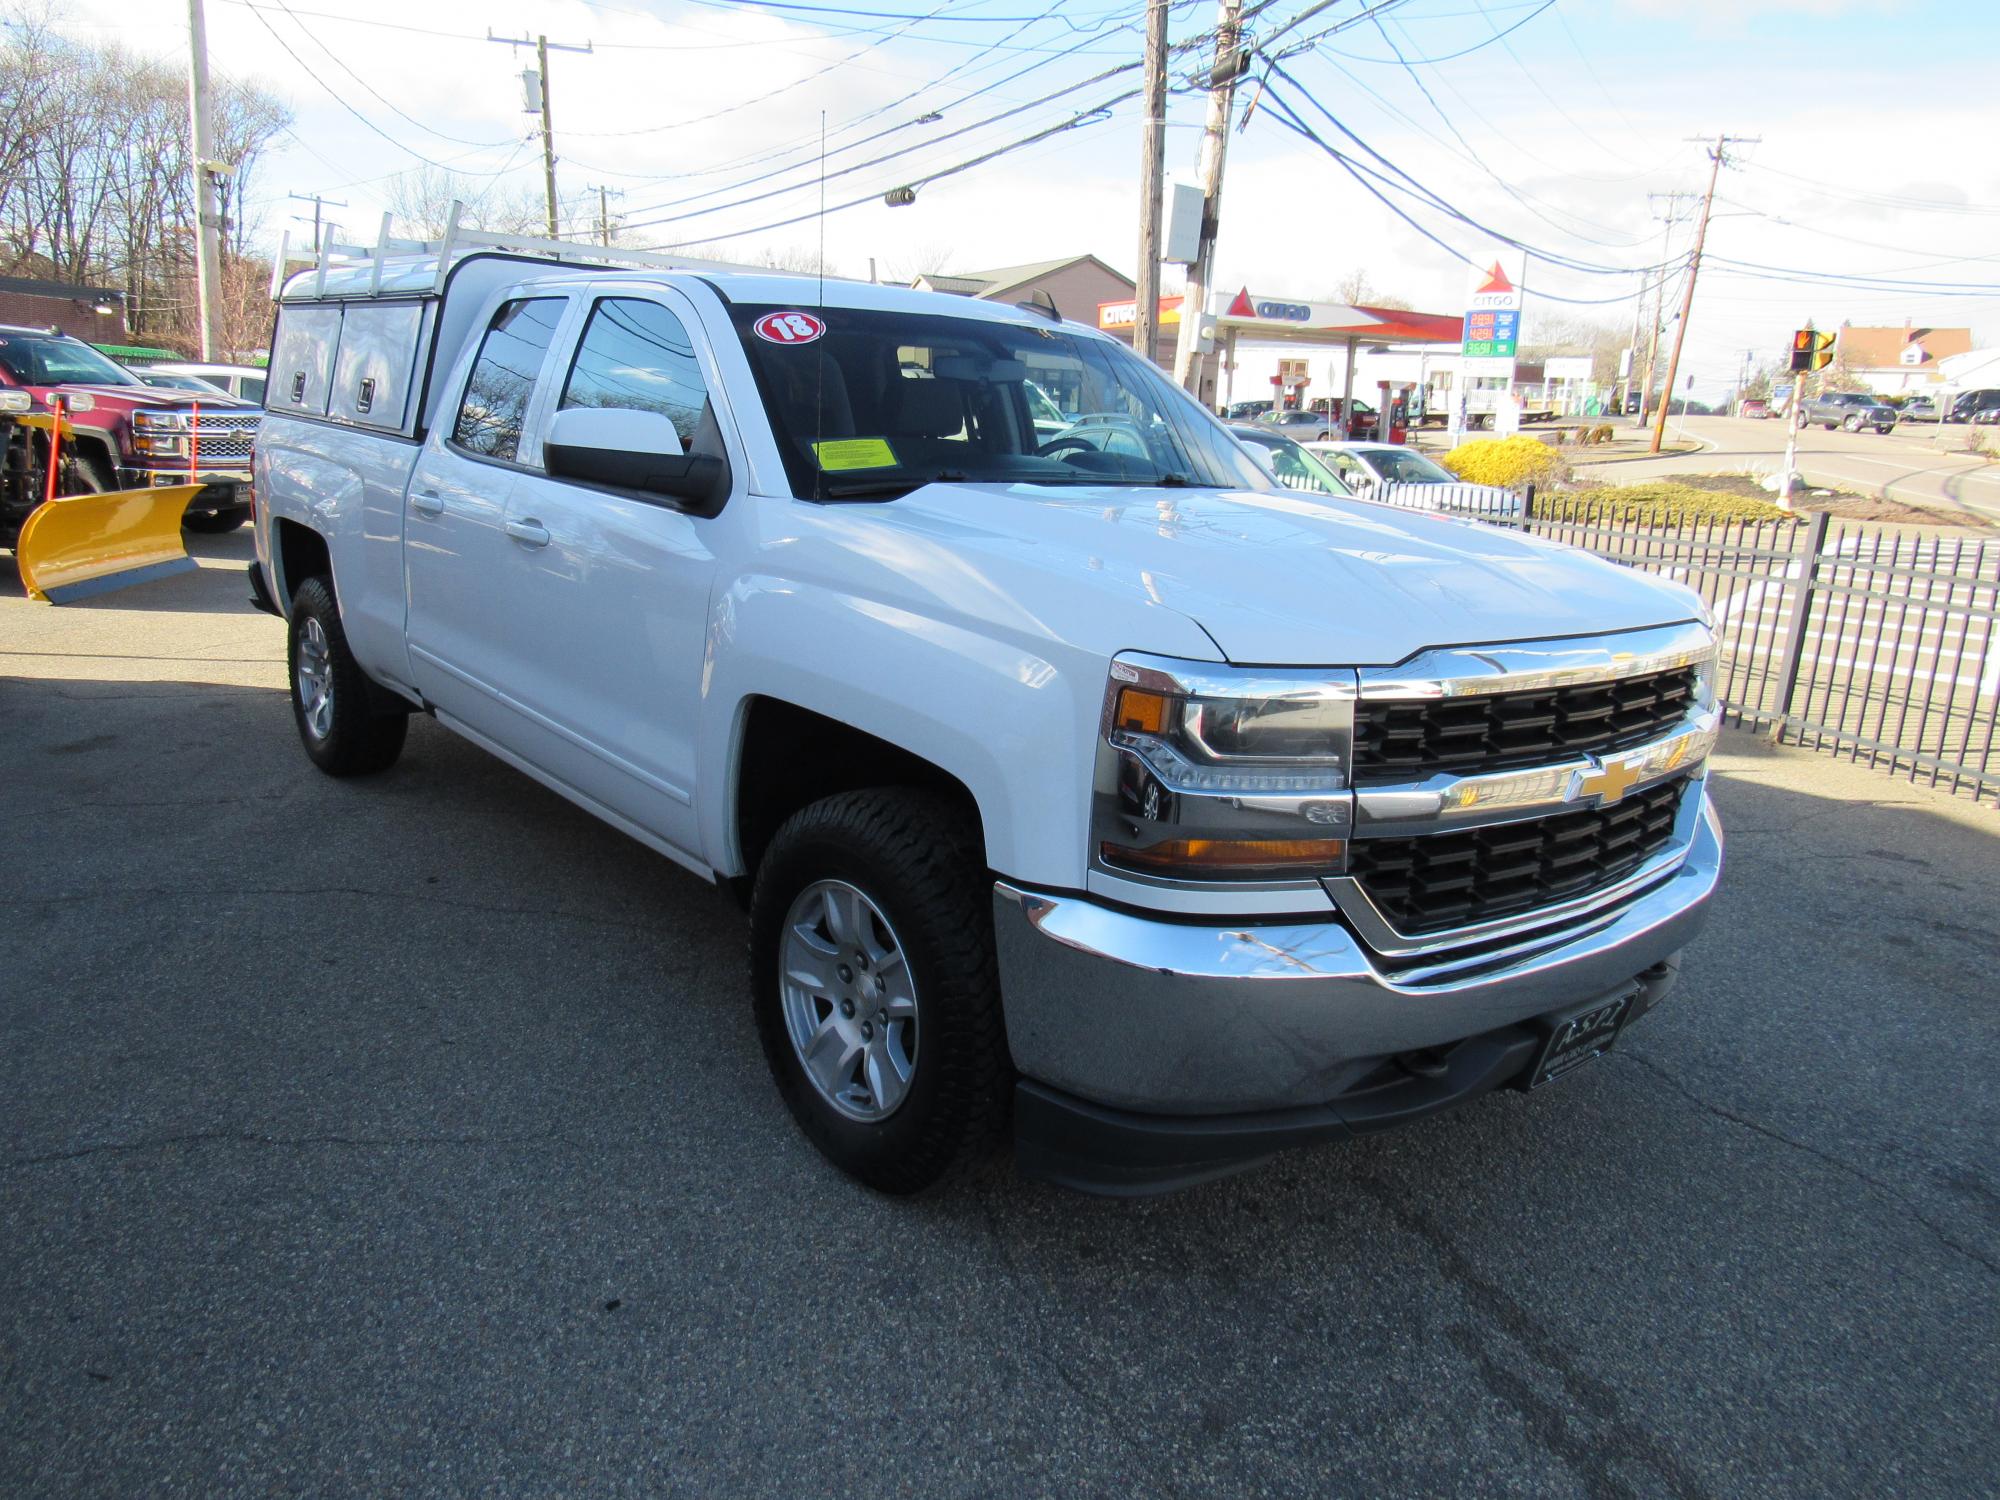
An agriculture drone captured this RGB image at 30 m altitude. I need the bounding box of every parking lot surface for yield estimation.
[5,533,1996,1498]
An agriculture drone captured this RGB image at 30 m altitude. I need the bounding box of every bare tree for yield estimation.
[0,7,288,351]
[384,165,547,240]
[1327,269,1411,310]
[880,240,958,284]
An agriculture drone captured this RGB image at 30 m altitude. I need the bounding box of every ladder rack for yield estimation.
[270,200,814,302]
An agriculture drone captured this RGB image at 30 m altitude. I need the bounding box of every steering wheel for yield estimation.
[1036,436,1098,460]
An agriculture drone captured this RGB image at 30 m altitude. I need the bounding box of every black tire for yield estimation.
[1875,425,1892,435]
[1842,414,1862,432]
[183,505,249,534]
[286,575,408,777]
[749,788,1010,1195]
[68,448,116,494]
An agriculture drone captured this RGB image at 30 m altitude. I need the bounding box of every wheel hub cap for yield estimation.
[778,880,919,1122]
[296,618,333,740]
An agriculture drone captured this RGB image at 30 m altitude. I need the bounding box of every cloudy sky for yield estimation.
[34,0,2000,400]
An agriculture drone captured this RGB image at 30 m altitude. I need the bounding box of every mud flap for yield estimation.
[16,484,205,604]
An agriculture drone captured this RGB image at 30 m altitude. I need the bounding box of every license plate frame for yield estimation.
[1524,989,1636,1090]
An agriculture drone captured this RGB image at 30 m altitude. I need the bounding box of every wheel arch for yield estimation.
[272,516,331,612]
[725,696,986,902]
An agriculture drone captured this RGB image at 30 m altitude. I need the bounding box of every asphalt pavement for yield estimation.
[1574,414,2000,521]
[4,532,1996,1498]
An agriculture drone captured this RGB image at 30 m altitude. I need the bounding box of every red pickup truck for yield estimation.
[0,324,261,532]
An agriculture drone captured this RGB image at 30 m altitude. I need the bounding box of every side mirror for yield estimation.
[543,404,730,515]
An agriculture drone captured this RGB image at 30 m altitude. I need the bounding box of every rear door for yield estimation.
[404,294,573,744]
[484,285,729,855]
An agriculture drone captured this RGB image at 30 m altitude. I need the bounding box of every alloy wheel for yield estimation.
[779,879,920,1122]
[296,616,334,740]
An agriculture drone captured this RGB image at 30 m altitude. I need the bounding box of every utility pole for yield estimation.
[589,184,623,247]
[489,31,593,239]
[186,0,224,360]
[1172,0,1245,397]
[1132,0,1169,368]
[1637,191,1695,429]
[1650,132,1758,454]
[287,191,348,253]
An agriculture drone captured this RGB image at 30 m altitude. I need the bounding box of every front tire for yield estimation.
[749,789,1010,1194]
[287,575,408,777]
[1842,414,1863,432]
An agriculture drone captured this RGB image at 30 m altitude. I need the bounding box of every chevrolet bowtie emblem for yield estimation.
[1576,756,1642,806]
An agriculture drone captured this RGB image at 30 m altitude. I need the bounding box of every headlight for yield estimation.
[1095,655,1356,882]
[132,411,190,431]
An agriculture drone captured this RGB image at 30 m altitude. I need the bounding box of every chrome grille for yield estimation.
[1353,665,1698,785]
[189,414,259,461]
[1347,779,1686,936]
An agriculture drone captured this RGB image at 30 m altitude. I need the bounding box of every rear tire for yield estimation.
[184,505,249,534]
[287,575,407,777]
[749,788,1010,1195]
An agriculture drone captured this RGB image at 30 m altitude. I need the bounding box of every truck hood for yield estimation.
[865,481,1704,666]
[23,382,256,414]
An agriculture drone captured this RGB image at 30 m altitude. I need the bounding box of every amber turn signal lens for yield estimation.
[1102,837,1345,877]
[1114,686,1171,735]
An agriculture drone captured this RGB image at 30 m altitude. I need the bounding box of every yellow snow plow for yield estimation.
[3,399,200,604]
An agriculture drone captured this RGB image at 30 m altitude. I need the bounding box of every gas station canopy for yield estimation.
[1098,289,1464,348]
[1208,289,1465,347]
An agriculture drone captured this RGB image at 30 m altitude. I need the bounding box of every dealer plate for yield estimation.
[1525,991,1634,1090]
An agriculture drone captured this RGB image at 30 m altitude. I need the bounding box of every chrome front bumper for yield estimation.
[995,783,1722,1115]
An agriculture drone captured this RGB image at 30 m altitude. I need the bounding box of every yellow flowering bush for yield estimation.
[1439,435,1571,489]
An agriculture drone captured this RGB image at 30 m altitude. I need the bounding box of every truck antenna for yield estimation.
[813,109,827,502]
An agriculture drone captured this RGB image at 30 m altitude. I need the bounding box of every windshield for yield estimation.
[728,302,1268,500]
[0,333,141,387]
[1235,431,1352,497]
[144,372,229,394]
[1367,448,1454,483]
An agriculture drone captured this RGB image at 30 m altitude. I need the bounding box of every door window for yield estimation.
[559,297,709,447]
[452,298,566,462]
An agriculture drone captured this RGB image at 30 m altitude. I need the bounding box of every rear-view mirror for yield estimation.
[544,405,730,515]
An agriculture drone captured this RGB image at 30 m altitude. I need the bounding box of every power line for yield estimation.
[268,0,518,150]
[243,1,509,173]
[631,89,1133,251]
[612,55,1147,228]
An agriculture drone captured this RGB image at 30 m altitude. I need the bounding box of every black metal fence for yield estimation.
[1432,491,2000,806]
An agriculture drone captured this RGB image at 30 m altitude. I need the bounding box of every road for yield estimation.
[1576,414,2000,520]
[4,535,1997,1498]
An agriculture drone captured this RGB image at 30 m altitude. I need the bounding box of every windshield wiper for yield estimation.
[819,469,971,500]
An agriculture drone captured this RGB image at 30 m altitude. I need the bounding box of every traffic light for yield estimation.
[1789,328,1835,372]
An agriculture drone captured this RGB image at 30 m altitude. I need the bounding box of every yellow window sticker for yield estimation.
[812,438,899,471]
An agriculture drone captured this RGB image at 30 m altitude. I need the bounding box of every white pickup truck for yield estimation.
[252,238,1723,1196]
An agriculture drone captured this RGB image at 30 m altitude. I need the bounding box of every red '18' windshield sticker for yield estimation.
[753,310,826,345]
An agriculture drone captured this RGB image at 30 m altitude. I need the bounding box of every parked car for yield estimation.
[137,369,232,397]
[143,361,269,405]
[1306,440,1524,519]
[1257,407,1336,441]
[1895,395,1943,423]
[1947,388,2000,424]
[0,325,262,531]
[1737,398,1770,420]
[1797,391,1895,433]
[1226,424,1353,497]
[252,245,1722,1196]
[1222,399,1272,421]
[1308,398,1380,439]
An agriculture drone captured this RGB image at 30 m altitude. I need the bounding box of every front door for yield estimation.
[487,290,728,857]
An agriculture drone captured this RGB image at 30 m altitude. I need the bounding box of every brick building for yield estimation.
[0,275,128,341]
